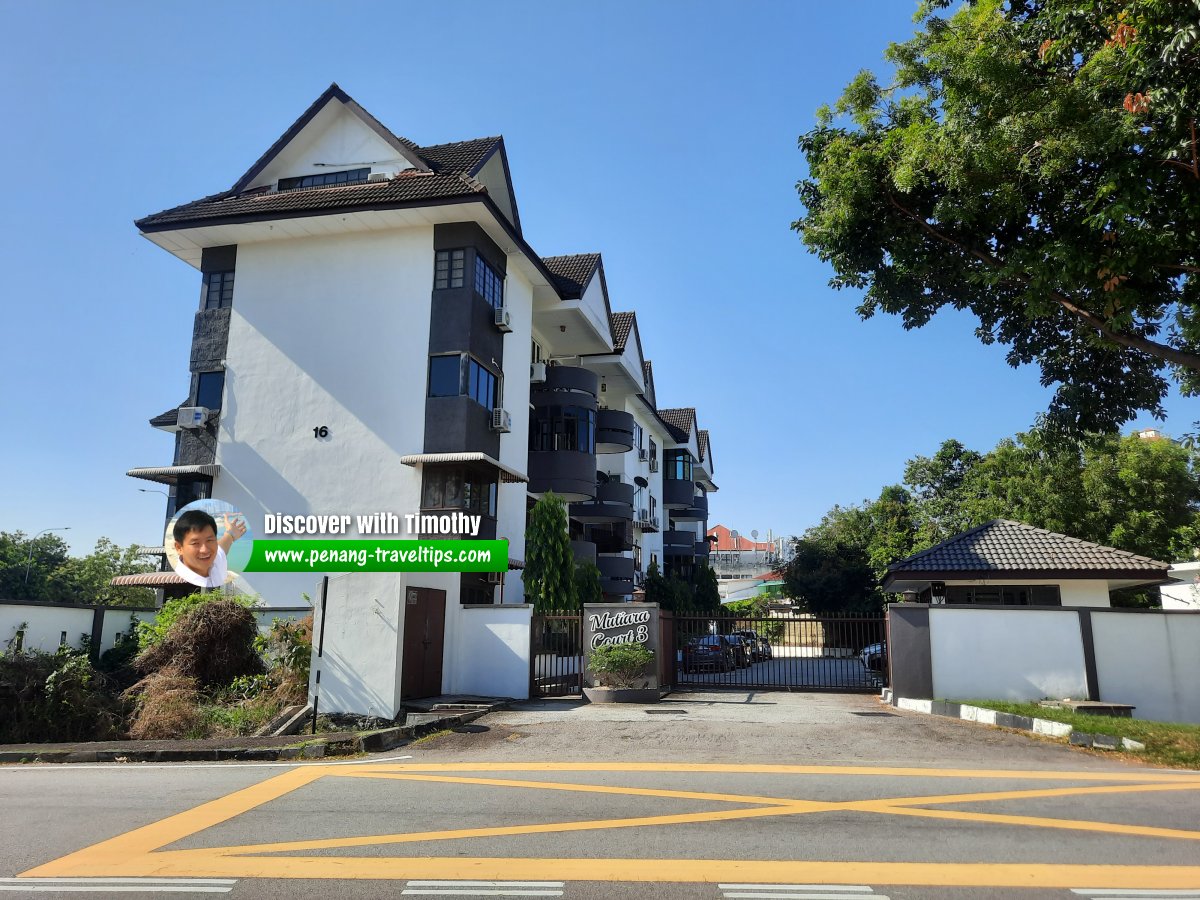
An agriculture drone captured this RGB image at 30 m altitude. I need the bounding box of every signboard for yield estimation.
[582,603,660,690]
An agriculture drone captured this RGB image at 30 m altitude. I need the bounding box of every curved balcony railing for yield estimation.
[571,540,597,566]
[694,540,711,558]
[597,555,635,597]
[569,481,634,524]
[595,409,634,454]
[528,450,597,502]
[531,365,599,400]
[663,478,696,510]
[663,530,695,555]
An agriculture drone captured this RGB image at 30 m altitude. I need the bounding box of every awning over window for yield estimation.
[110,572,188,587]
[508,558,525,570]
[400,452,527,484]
[127,464,220,485]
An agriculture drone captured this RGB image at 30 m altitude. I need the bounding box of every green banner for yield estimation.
[243,539,508,573]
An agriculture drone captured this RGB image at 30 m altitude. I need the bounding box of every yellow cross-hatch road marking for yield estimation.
[19,762,1200,890]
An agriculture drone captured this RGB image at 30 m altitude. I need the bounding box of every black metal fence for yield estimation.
[530,612,583,698]
[672,612,886,692]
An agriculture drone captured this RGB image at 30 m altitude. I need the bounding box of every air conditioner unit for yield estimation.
[494,306,512,333]
[651,516,659,528]
[485,571,503,585]
[176,407,211,429]
[491,408,512,433]
[530,362,547,382]
[367,172,388,182]
[638,448,648,461]
[639,508,649,521]
[649,459,659,473]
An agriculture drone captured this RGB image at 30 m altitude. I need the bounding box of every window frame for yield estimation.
[434,249,466,290]
[202,270,234,310]
[277,168,370,191]
[195,371,225,411]
[474,254,505,310]
[428,353,500,411]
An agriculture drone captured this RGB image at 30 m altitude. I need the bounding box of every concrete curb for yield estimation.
[892,696,1144,752]
[0,706,500,765]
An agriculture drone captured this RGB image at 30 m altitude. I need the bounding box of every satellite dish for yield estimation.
[634,476,648,488]
[751,530,759,540]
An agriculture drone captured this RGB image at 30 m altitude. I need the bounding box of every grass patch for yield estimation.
[964,700,1200,770]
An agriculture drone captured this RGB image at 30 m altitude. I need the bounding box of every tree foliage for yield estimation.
[523,493,577,612]
[0,533,155,605]
[573,561,603,607]
[796,0,1200,431]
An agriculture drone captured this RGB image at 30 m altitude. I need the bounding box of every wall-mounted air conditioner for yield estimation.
[494,306,513,333]
[639,508,649,521]
[491,408,512,433]
[486,571,503,584]
[177,407,211,429]
[649,459,659,473]
[638,448,648,461]
[530,362,547,382]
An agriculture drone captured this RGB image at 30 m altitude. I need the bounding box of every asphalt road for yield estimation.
[2,691,1198,900]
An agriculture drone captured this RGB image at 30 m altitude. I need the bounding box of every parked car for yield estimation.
[860,641,887,672]
[683,636,735,673]
[733,630,772,662]
[723,634,753,668]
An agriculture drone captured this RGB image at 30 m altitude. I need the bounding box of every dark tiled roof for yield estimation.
[149,403,185,428]
[887,520,1169,576]
[641,360,656,407]
[137,172,485,230]
[659,407,696,443]
[541,253,600,298]
[610,311,635,352]
[416,137,501,175]
[698,429,710,464]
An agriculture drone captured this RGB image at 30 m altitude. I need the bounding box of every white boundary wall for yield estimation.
[918,606,1200,724]
[448,604,532,700]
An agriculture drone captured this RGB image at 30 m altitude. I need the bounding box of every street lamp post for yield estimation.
[23,527,71,585]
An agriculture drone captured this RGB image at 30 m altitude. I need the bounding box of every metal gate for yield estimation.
[530,612,582,698]
[672,612,886,692]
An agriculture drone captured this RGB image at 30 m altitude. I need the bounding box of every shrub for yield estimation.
[0,648,125,744]
[138,592,256,650]
[124,673,202,740]
[135,598,263,688]
[588,643,654,690]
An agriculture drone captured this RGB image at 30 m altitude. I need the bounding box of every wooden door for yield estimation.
[401,587,446,700]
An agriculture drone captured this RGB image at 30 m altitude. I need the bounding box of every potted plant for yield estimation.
[583,643,658,703]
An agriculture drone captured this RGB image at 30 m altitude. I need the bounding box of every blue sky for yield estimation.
[2,1,1195,555]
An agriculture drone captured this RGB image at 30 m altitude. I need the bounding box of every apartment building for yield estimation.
[125,85,716,709]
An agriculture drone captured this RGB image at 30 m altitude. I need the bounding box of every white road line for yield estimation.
[407,884,564,888]
[0,888,231,894]
[0,754,413,772]
[1073,892,1200,897]
[723,894,885,900]
[0,883,238,888]
[720,888,872,893]
[401,893,561,898]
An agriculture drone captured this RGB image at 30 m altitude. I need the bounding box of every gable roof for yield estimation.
[642,361,656,408]
[658,407,697,444]
[698,429,711,465]
[136,84,513,234]
[884,520,1169,583]
[541,253,601,298]
[610,311,635,353]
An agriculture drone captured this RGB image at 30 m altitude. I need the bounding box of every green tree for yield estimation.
[50,538,156,607]
[695,563,723,614]
[0,531,70,601]
[573,561,603,607]
[796,0,1200,432]
[903,440,985,545]
[780,537,883,615]
[522,493,577,612]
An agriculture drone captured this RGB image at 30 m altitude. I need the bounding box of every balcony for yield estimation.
[569,481,634,524]
[597,555,635,598]
[695,540,711,558]
[591,520,635,554]
[528,449,596,502]
[531,365,599,400]
[663,478,696,510]
[672,492,708,523]
[571,540,597,566]
[595,409,634,454]
[663,530,696,555]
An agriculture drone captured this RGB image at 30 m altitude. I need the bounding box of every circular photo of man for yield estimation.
[164,499,254,588]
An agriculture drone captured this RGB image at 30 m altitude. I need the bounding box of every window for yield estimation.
[434,249,466,290]
[664,449,693,481]
[175,479,211,510]
[528,405,596,453]
[649,438,657,461]
[422,467,497,517]
[531,339,543,364]
[428,354,498,410]
[59,631,68,647]
[945,585,1061,606]
[196,372,224,410]
[633,422,644,453]
[278,168,369,191]
[202,271,234,310]
[474,255,504,309]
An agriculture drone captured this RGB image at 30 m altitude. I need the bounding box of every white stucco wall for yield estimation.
[496,264,534,603]
[928,607,1090,701]
[1091,611,1200,723]
[213,227,432,607]
[447,604,532,699]
[0,604,95,654]
[1160,562,1200,609]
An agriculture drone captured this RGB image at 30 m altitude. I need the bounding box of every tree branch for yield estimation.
[886,194,1200,372]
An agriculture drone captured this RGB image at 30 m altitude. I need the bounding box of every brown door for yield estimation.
[402,587,446,700]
